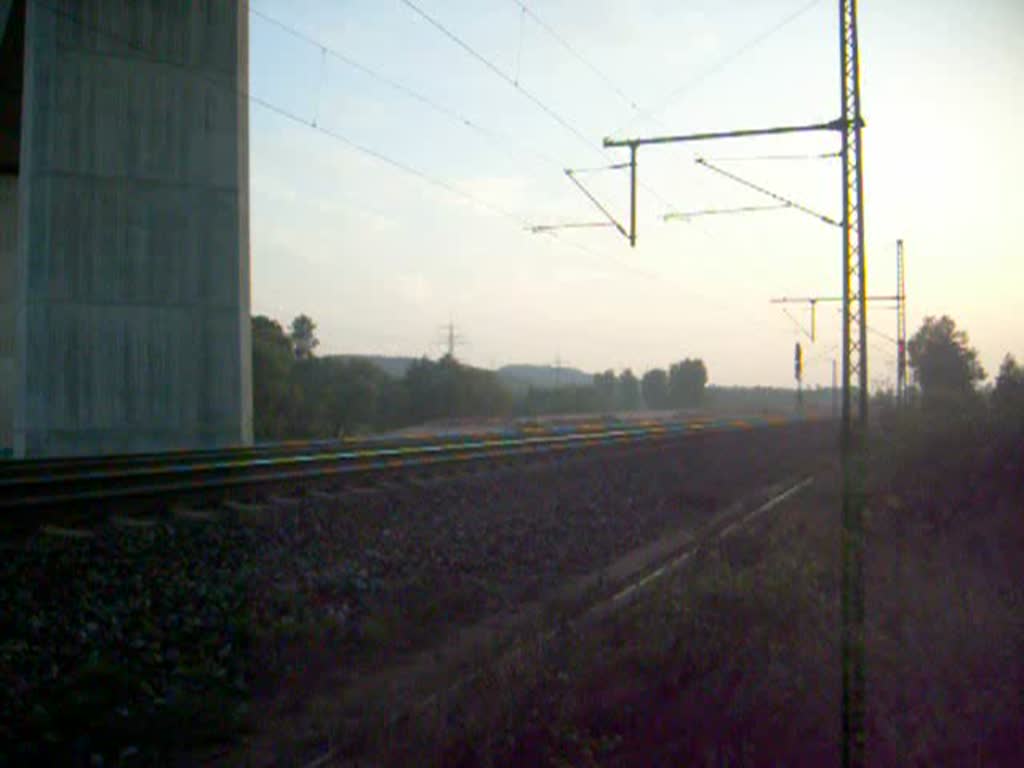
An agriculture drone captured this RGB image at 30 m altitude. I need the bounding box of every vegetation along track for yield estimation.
[1,415,823,533]
[1,417,836,765]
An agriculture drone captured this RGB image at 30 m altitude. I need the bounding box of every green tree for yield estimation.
[289,314,319,360]
[907,316,985,407]
[617,369,641,410]
[641,369,669,410]
[251,316,294,440]
[402,356,511,423]
[992,354,1024,425]
[593,370,617,411]
[668,358,708,408]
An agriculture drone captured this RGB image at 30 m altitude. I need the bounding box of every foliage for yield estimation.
[252,316,295,440]
[519,385,601,417]
[592,370,617,412]
[668,358,708,408]
[289,314,319,361]
[907,316,985,409]
[706,385,833,413]
[401,355,512,423]
[641,369,669,409]
[617,369,641,410]
[287,357,396,437]
[992,354,1024,427]
[252,315,713,435]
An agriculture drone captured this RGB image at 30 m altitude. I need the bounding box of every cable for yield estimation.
[247,3,564,171]
[609,0,827,138]
[397,0,679,217]
[695,158,840,227]
[398,0,602,159]
[31,0,762,311]
[252,1,670,237]
[702,152,840,163]
[252,96,528,226]
[30,1,533,227]
[254,1,676,225]
[866,325,899,345]
[507,0,641,113]
[513,4,526,86]
[664,203,789,222]
[829,306,900,346]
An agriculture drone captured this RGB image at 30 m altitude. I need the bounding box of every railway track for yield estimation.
[0,414,821,533]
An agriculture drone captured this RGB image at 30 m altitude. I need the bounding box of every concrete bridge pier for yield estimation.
[0,0,252,457]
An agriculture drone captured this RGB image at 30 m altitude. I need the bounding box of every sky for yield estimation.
[247,0,1024,389]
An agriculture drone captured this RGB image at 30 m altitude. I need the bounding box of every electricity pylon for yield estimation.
[896,240,908,405]
[601,3,869,763]
[440,320,465,360]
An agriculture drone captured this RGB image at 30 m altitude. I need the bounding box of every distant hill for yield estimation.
[497,364,593,392]
[329,354,419,379]
[327,357,594,391]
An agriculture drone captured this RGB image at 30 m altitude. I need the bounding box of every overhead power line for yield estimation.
[398,0,601,158]
[397,0,680,220]
[513,4,526,85]
[664,203,789,222]
[703,152,841,162]
[507,0,641,112]
[33,0,642,268]
[609,0,827,138]
[252,2,683,237]
[247,3,563,170]
[695,157,840,227]
[38,0,762,305]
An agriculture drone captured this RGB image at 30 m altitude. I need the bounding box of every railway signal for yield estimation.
[795,342,804,406]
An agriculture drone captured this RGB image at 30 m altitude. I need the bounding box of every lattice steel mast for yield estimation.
[839,1,867,765]
[601,2,870,762]
[896,239,908,405]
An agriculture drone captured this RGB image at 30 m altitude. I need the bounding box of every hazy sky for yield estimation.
[248,0,1023,388]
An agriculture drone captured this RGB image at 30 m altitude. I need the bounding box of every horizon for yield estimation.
[249,0,1022,391]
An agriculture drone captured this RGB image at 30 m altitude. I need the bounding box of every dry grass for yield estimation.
[385,426,1023,767]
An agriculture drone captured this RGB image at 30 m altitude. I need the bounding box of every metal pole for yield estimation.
[604,118,841,148]
[833,359,838,419]
[839,1,867,766]
[896,240,907,406]
[696,158,841,227]
[564,169,629,239]
[629,144,637,248]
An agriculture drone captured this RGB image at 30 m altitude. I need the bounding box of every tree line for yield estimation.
[254,312,1024,441]
[252,315,710,440]
[881,314,1024,430]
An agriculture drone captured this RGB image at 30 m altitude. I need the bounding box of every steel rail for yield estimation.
[0,418,814,520]
[0,432,512,479]
[0,417,638,479]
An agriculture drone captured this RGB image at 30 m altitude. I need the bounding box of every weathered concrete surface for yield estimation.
[0,0,22,454]
[0,1,12,45]
[0,176,14,452]
[11,1,252,456]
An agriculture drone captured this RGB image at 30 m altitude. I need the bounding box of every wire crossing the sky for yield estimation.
[608,0,827,138]
[398,0,601,158]
[247,3,564,171]
[397,0,681,219]
[252,0,680,230]
[35,0,796,319]
[506,0,642,113]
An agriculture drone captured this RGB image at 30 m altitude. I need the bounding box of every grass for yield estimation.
[373,421,1024,766]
